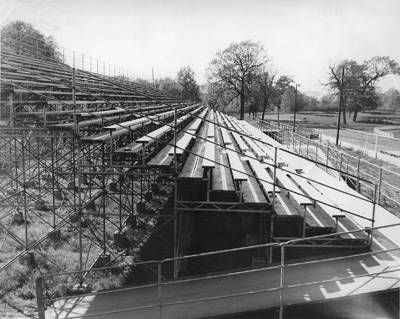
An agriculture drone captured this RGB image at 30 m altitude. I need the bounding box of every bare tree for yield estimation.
[207,40,267,119]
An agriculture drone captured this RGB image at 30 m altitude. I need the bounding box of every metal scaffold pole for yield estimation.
[72,67,84,281]
[279,244,285,319]
[102,143,107,255]
[173,105,178,279]
[21,133,28,250]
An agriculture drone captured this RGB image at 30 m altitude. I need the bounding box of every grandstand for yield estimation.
[1,38,400,319]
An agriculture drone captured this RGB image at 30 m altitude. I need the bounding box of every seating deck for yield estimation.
[220,127,233,145]
[202,138,215,168]
[231,132,249,153]
[179,121,208,179]
[136,125,172,143]
[226,149,248,182]
[246,155,280,195]
[212,126,235,192]
[275,169,313,206]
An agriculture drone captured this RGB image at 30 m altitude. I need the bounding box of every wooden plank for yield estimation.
[247,156,280,194]
[240,161,268,203]
[149,119,198,167]
[115,142,143,154]
[207,122,215,138]
[168,133,193,155]
[187,118,202,132]
[179,122,208,179]
[242,136,265,158]
[212,126,235,191]
[221,127,233,145]
[231,132,249,152]
[226,149,248,181]
[136,125,172,143]
[275,169,313,206]
[202,138,215,168]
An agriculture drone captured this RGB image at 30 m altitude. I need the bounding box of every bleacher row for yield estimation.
[141,108,366,239]
[0,50,187,125]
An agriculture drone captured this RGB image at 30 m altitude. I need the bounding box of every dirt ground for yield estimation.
[0,300,29,319]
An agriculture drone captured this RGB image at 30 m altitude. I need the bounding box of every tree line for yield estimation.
[205,40,400,121]
[136,66,201,102]
[1,20,61,61]
[327,57,400,122]
[205,40,319,120]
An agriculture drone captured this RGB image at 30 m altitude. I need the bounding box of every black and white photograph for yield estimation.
[1,0,400,318]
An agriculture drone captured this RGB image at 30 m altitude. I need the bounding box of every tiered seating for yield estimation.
[0,51,186,127]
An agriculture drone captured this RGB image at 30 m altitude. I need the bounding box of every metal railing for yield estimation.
[35,222,400,319]
[259,120,400,217]
[1,33,142,80]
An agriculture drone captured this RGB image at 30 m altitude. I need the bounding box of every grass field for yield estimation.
[259,111,400,131]
[255,111,400,156]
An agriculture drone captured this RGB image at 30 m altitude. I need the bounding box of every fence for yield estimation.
[35,222,400,319]
[259,120,400,217]
[320,127,400,165]
[1,32,140,80]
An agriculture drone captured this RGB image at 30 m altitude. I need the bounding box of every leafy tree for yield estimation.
[327,60,362,124]
[380,88,400,110]
[319,95,337,110]
[252,69,277,120]
[205,81,238,112]
[157,77,182,97]
[273,76,293,105]
[351,87,379,113]
[279,87,307,112]
[305,95,319,109]
[1,20,61,61]
[280,88,295,112]
[328,56,400,122]
[207,40,267,119]
[177,66,200,101]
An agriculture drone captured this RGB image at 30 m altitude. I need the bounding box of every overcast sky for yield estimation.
[1,0,400,96]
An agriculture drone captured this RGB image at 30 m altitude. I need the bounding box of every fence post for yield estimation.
[364,134,368,155]
[315,142,318,162]
[369,184,377,247]
[279,244,285,319]
[378,168,383,205]
[325,144,329,172]
[356,157,361,192]
[306,139,309,158]
[299,137,302,155]
[339,152,343,180]
[35,277,46,319]
[374,135,379,158]
[272,147,278,209]
[158,262,162,319]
